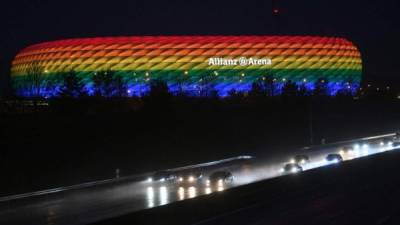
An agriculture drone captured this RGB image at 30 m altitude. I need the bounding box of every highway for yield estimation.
[0,132,399,225]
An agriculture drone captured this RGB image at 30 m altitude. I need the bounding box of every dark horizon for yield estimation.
[1,0,400,96]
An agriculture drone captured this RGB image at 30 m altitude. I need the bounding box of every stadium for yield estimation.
[11,36,362,97]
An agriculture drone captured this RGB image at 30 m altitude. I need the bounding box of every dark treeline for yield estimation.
[5,68,396,115]
[11,67,392,101]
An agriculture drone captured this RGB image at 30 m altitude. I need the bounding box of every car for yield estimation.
[292,155,310,164]
[281,163,303,174]
[394,132,400,140]
[380,137,393,146]
[339,146,354,155]
[149,170,176,183]
[325,154,343,163]
[176,171,203,184]
[392,141,400,148]
[208,171,234,185]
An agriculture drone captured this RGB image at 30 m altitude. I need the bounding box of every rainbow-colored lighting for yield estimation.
[11,36,362,97]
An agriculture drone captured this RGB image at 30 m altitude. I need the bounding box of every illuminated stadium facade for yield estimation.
[11,36,362,97]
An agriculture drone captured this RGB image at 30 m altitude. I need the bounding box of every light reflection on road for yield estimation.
[145,182,229,207]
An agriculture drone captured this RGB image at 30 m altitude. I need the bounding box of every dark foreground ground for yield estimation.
[92,147,400,225]
[1,97,400,196]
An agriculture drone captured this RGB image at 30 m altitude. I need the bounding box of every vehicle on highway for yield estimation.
[394,132,400,140]
[291,155,310,164]
[380,137,393,146]
[281,163,303,174]
[148,170,176,183]
[176,171,204,184]
[392,141,400,148]
[325,154,343,163]
[339,146,355,155]
[208,171,234,186]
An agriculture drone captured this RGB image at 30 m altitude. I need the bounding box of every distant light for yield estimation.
[291,167,298,173]
[160,178,165,182]
[184,71,188,75]
[273,9,279,14]
[241,73,245,77]
[303,78,307,82]
[188,176,195,182]
[147,177,153,183]
[145,72,149,76]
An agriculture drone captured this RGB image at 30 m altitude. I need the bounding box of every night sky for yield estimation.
[1,0,399,96]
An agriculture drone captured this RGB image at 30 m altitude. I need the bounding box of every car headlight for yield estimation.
[188,176,195,182]
[291,167,298,173]
[290,159,295,164]
[160,178,165,182]
[147,177,153,183]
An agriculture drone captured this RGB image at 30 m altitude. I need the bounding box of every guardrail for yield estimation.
[0,172,149,203]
